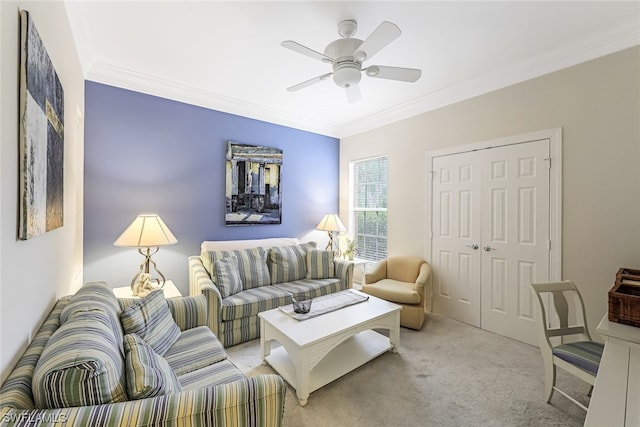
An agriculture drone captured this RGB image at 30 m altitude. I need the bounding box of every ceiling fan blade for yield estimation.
[353,21,401,62]
[281,40,334,63]
[287,73,333,92]
[345,84,362,103]
[365,65,422,82]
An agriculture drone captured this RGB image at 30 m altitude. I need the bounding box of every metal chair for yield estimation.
[530,280,604,411]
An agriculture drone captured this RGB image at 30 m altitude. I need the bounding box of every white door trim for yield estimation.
[425,128,562,286]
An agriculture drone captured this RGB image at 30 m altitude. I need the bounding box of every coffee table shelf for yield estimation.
[265,329,392,398]
[259,291,401,406]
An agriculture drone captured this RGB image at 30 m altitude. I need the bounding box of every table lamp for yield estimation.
[316,213,346,255]
[114,214,177,294]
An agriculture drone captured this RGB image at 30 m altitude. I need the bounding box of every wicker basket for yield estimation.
[608,268,640,327]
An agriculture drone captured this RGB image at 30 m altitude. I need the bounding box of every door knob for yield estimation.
[483,245,495,252]
[465,244,479,250]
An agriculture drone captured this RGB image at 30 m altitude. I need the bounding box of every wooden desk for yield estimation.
[112,280,182,298]
[584,314,640,426]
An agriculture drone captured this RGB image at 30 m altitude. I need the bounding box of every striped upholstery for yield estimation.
[221,286,292,321]
[213,255,244,297]
[61,281,124,355]
[0,375,285,426]
[0,292,286,426]
[120,290,181,356]
[123,333,182,400]
[306,250,336,279]
[178,360,246,390]
[32,310,128,408]
[189,246,354,347]
[268,243,315,284]
[202,247,271,290]
[273,277,342,301]
[165,294,209,331]
[164,326,228,376]
[553,341,605,375]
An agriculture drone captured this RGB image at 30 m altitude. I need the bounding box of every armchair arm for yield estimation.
[0,375,286,426]
[188,256,223,338]
[166,294,208,331]
[364,260,388,285]
[334,260,354,289]
[415,262,432,311]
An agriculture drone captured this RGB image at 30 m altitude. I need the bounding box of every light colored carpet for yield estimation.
[226,313,589,427]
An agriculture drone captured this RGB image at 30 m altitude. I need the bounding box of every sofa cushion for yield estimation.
[163,326,228,376]
[177,360,246,391]
[123,333,182,400]
[60,281,125,355]
[306,250,336,279]
[202,247,271,290]
[272,277,343,301]
[32,310,127,409]
[221,286,292,321]
[120,290,181,356]
[213,255,243,298]
[269,242,316,284]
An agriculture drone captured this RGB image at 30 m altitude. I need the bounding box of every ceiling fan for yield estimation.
[282,19,422,103]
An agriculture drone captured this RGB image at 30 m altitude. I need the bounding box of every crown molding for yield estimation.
[339,25,640,138]
[85,24,639,140]
[85,62,342,138]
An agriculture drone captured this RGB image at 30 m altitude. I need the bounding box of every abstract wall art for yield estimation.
[225,141,283,225]
[19,10,65,240]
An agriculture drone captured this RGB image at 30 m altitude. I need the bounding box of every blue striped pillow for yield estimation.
[213,256,243,298]
[269,243,316,284]
[306,250,336,279]
[120,290,181,356]
[123,333,181,400]
[202,247,270,289]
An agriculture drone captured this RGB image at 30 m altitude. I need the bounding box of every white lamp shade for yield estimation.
[114,214,178,248]
[316,214,346,233]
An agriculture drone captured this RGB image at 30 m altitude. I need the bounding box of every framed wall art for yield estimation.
[19,10,65,240]
[225,141,282,225]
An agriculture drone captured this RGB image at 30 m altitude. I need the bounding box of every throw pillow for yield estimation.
[306,250,336,279]
[201,247,271,290]
[120,290,181,356]
[213,255,243,298]
[32,310,128,408]
[269,242,316,284]
[123,333,182,400]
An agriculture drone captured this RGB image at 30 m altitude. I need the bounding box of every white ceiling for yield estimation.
[64,1,640,138]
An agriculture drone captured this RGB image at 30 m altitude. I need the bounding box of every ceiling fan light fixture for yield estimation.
[332,63,361,88]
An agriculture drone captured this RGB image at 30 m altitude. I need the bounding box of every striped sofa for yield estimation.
[189,238,354,347]
[0,282,285,426]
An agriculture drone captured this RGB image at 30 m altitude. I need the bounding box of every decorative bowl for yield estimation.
[292,297,312,314]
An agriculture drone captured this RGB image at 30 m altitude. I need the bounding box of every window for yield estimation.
[350,156,387,261]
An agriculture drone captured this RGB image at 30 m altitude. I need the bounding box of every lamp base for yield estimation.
[130,247,166,296]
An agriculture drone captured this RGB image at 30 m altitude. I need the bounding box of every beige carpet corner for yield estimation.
[226,313,588,427]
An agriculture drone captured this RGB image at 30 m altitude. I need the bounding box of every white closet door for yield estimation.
[431,139,551,345]
[431,151,482,327]
[480,140,550,345]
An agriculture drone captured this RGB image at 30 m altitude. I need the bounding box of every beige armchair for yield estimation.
[362,256,432,330]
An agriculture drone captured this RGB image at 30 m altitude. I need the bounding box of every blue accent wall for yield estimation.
[84,81,339,290]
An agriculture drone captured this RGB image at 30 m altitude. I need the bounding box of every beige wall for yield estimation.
[340,46,640,337]
[1,1,84,382]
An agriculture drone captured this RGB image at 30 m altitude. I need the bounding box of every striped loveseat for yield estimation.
[189,238,354,347]
[0,282,285,426]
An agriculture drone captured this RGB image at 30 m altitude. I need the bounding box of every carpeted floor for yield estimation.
[226,313,590,427]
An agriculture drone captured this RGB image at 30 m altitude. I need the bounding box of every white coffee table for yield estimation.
[259,290,401,406]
